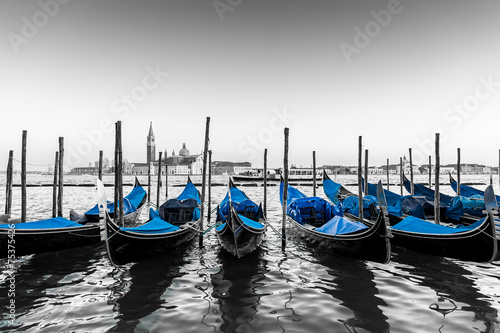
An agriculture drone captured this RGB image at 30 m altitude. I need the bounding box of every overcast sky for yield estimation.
[1,0,499,171]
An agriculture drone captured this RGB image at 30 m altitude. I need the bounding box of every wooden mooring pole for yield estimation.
[312,151,317,196]
[58,137,64,218]
[399,157,403,196]
[200,117,211,247]
[5,150,13,218]
[364,149,368,195]
[434,133,440,225]
[116,121,124,227]
[157,152,162,208]
[208,150,212,223]
[98,150,103,181]
[428,155,432,188]
[457,148,461,196]
[52,151,58,218]
[358,136,363,221]
[147,162,151,203]
[264,148,267,217]
[282,128,289,247]
[386,158,390,191]
[409,148,414,195]
[21,130,27,222]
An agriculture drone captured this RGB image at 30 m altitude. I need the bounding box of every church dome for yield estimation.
[179,143,190,157]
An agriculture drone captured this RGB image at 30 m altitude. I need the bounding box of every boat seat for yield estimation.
[300,207,326,227]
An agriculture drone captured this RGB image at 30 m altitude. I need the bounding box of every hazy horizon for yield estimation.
[2,0,499,172]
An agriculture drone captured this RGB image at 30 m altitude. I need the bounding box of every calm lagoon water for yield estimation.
[1,173,500,332]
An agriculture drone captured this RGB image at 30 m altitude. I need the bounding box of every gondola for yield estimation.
[102,177,201,265]
[70,177,147,227]
[378,183,499,263]
[215,178,266,257]
[280,179,392,263]
[0,216,101,258]
[402,173,480,223]
[449,173,500,200]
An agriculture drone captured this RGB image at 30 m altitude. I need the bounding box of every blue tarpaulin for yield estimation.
[177,181,201,204]
[391,215,482,234]
[323,178,343,205]
[314,215,368,235]
[85,184,146,217]
[238,214,265,229]
[217,186,263,222]
[120,217,180,234]
[362,178,401,207]
[0,217,83,229]
[280,182,344,224]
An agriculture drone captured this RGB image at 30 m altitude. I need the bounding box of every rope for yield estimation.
[261,218,285,241]
[200,223,223,236]
[12,158,52,167]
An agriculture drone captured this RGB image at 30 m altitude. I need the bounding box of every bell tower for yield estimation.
[147,122,156,164]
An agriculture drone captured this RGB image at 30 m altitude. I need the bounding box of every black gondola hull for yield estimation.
[288,213,392,263]
[389,216,498,262]
[104,217,200,265]
[0,224,101,258]
[215,216,266,257]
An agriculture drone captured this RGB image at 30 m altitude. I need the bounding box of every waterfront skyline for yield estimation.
[1,1,500,171]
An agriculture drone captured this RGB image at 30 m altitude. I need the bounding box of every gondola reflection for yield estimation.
[312,246,390,333]
[107,245,188,332]
[391,249,499,331]
[210,249,267,332]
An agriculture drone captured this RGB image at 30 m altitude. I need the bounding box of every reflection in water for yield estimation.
[210,249,267,333]
[0,244,105,331]
[312,247,390,333]
[391,250,498,331]
[107,246,188,332]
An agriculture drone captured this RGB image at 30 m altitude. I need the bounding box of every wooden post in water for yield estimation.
[52,151,59,218]
[399,157,403,196]
[116,121,124,227]
[21,130,27,222]
[58,137,64,218]
[312,151,317,196]
[490,168,493,186]
[5,150,13,218]
[165,159,169,199]
[409,148,414,195]
[358,136,363,221]
[199,117,211,247]
[282,128,289,246]
[264,148,267,217]
[98,150,103,181]
[434,133,440,225]
[157,152,162,208]
[428,155,432,188]
[147,161,151,203]
[386,158,390,191]
[364,149,368,195]
[457,148,461,196]
[114,125,119,224]
[207,150,212,223]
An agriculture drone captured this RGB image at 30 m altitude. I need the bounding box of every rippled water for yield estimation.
[1,174,500,332]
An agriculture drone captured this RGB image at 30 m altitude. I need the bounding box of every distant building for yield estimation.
[71,166,97,174]
[212,161,252,175]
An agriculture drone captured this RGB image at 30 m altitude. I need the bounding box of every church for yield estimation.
[130,123,203,175]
